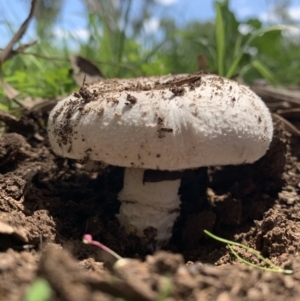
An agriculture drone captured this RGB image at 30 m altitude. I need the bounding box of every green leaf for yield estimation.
[246,18,262,30]
[226,24,296,79]
[245,25,297,49]
[0,102,9,111]
[24,278,51,301]
[233,34,243,57]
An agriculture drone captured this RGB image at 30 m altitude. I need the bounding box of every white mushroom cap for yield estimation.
[47,74,273,170]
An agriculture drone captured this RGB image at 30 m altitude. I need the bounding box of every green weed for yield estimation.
[24,278,52,301]
[204,230,293,274]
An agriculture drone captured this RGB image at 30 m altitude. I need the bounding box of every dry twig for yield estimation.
[0,0,38,65]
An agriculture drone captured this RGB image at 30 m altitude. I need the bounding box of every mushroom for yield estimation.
[47,73,273,248]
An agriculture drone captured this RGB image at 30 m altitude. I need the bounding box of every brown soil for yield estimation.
[1,109,300,301]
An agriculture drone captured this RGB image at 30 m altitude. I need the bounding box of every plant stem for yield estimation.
[83,234,122,260]
[204,230,293,275]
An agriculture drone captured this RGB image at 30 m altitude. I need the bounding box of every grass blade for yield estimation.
[204,230,293,274]
[252,59,277,84]
[225,53,243,78]
[215,1,225,76]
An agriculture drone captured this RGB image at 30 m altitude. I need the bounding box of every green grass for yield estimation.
[204,230,293,274]
[0,0,299,111]
[24,278,52,301]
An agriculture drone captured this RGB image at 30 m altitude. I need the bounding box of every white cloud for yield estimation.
[259,5,300,23]
[235,6,254,19]
[259,12,277,23]
[143,18,160,34]
[230,0,260,20]
[154,0,178,6]
[258,5,300,43]
[287,6,300,21]
[53,28,90,41]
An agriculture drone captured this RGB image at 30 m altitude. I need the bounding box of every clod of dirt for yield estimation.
[0,133,32,169]
[35,246,300,301]
[0,249,37,300]
[240,208,300,259]
[0,220,28,244]
[0,174,26,200]
[170,85,185,96]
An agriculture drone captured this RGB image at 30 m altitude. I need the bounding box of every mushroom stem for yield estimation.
[117,168,181,247]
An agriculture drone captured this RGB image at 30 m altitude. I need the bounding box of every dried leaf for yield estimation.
[1,79,20,99]
[30,98,62,113]
[0,109,19,125]
[170,76,201,87]
[265,102,291,111]
[0,109,36,134]
[251,84,300,107]
[277,108,300,119]
[272,113,300,137]
[197,53,208,71]
[69,55,104,86]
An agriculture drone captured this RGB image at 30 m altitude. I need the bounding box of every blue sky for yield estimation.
[0,0,299,48]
